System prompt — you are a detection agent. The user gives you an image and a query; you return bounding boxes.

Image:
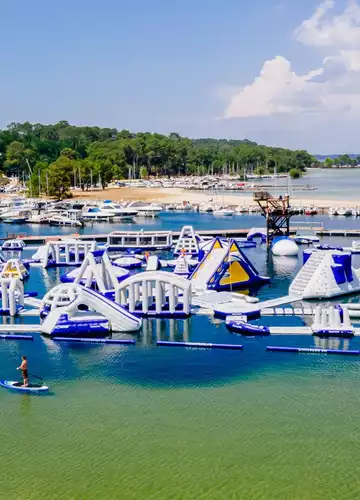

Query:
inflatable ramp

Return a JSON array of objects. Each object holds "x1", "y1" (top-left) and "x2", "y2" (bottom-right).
[
  {"x1": 41, "y1": 286, "x2": 141, "y2": 336},
  {"x1": 289, "y1": 249, "x2": 360, "y2": 299},
  {"x1": 190, "y1": 238, "x2": 269, "y2": 292}
]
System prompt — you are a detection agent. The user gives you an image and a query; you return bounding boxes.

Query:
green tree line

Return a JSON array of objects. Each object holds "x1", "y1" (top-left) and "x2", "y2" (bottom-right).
[
  {"x1": 0, "y1": 121, "x2": 316, "y2": 199},
  {"x1": 323, "y1": 155, "x2": 360, "y2": 167}
]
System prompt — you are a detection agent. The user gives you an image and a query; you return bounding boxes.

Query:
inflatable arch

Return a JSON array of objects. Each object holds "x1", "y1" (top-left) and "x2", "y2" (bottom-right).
[
  {"x1": 40, "y1": 283, "x2": 83, "y2": 319},
  {"x1": 115, "y1": 271, "x2": 192, "y2": 317},
  {"x1": 247, "y1": 228, "x2": 267, "y2": 243},
  {"x1": 38, "y1": 240, "x2": 97, "y2": 268}
]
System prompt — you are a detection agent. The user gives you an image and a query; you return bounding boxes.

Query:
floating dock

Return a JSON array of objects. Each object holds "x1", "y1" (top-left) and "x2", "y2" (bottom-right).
[
  {"x1": 261, "y1": 307, "x2": 316, "y2": 316},
  {"x1": 0, "y1": 227, "x2": 316, "y2": 245},
  {"x1": 0, "y1": 334, "x2": 33, "y2": 341},
  {"x1": 52, "y1": 337, "x2": 136, "y2": 345},
  {"x1": 0, "y1": 324, "x2": 40, "y2": 333},
  {"x1": 157, "y1": 341, "x2": 244, "y2": 350},
  {"x1": 267, "y1": 346, "x2": 360, "y2": 355},
  {"x1": 4, "y1": 226, "x2": 360, "y2": 246}
]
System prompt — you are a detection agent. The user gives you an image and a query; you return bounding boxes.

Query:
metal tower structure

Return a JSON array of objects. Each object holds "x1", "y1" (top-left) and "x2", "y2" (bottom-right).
[{"x1": 253, "y1": 191, "x2": 296, "y2": 244}]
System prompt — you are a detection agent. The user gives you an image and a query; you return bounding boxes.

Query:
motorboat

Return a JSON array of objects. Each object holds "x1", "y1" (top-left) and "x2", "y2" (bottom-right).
[
  {"x1": 304, "y1": 206, "x2": 317, "y2": 216},
  {"x1": 235, "y1": 206, "x2": 249, "y2": 214},
  {"x1": 1, "y1": 209, "x2": 32, "y2": 223},
  {"x1": 126, "y1": 201, "x2": 163, "y2": 217},
  {"x1": 199, "y1": 204, "x2": 213, "y2": 213},
  {"x1": 48, "y1": 213, "x2": 83, "y2": 227},
  {"x1": 26, "y1": 211, "x2": 58, "y2": 224},
  {"x1": 100, "y1": 202, "x2": 138, "y2": 220},
  {"x1": 213, "y1": 206, "x2": 234, "y2": 216},
  {"x1": 81, "y1": 206, "x2": 116, "y2": 221},
  {"x1": 336, "y1": 207, "x2": 352, "y2": 217}
]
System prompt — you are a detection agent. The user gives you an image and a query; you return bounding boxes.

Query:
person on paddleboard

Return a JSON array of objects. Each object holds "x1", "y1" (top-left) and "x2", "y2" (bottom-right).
[{"x1": 17, "y1": 356, "x2": 28, "y2": 387}]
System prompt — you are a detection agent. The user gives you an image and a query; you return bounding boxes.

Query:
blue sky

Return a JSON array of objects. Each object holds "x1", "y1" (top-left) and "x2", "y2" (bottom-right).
[{"x1": 0, "y1": 0, "x2": 358, "y2": 153}]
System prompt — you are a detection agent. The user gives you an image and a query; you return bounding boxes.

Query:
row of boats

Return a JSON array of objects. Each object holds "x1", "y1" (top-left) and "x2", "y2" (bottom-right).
[
  {"x1": 0, "y1": 199, "x2": 164, "y2": 227},
  {"x1": 121, "y1": 173, "x2": 316, "y2": 192},
  {"x1": 0, "y1": 195, "x2": 358, "y2": 228},
  {"x1": 328, "y1": 207, "x2": 360, "y2": 217}
]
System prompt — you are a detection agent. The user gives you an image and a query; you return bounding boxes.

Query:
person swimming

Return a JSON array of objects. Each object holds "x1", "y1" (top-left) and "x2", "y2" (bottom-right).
[{"x1": 17, "y1": 356, "x2": 28, "y2": 387}]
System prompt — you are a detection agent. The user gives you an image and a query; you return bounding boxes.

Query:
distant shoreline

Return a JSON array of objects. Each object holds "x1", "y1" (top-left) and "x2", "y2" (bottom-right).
[{"x1": 69, "y1": 186, "x2": 359, "y2": 210}]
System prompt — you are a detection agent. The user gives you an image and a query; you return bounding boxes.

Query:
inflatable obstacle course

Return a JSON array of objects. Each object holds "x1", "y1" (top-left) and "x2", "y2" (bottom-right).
[{"x1": 190, "y1": 238, "x2": 269, "y2": 292}]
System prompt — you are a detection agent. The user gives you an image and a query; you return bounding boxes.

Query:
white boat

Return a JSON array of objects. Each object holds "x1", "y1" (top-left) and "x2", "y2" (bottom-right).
[
  {"x1": 81, "y1": 207, "x2": 116, "y2": 221},
  {"x1": 213, "y1": 206, "x2": 234, "y2": 216},
  {"x1": 199, "y1": 204, "x2": 213, "y2": 213},
  {"x1": 0, "y1": 209, "x2": 32, "y2": 223},
  {"x1": 337, "y1": 207, "x2": 352, "y2": 217},
  {"x1": 26, "y1": 213, "x2": 48, "y2": 224},
  {"x1": 126, "y1": 201, "x2": 163, "y2": 217},
  {"x1": 100, "y1": 202, "x2": 138, "y2": 219},
  {"x1": 235, "y1": 206, "x2": 248, "y2": 214},
  {"x1": 48, "y1": 213, "x2": 83, "y2": 227},
  {"x1": 304, "y1": 206, "x2": 317, "y2": 216}
]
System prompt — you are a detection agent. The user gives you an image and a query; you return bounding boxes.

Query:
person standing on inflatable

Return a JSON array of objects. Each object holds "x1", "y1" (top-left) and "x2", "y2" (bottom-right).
[{"x1": 17, "y1": 356, "x2": 29, "y2": 387}]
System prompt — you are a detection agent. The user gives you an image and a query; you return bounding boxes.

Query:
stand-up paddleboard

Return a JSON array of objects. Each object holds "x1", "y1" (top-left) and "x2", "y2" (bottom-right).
[{"x1": 0, "y1": 380, "x2": 49, "y2": 393}]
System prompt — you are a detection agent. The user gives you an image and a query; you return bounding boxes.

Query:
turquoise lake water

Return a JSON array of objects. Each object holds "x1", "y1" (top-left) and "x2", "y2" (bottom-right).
[{"x1": 1, "y1": 214, "x2": 360, "y2": 499}]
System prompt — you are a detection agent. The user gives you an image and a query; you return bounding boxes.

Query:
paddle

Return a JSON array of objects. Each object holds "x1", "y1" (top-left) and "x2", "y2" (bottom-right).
[{"x1": 28, "y1": 373, "x2": 44, "y2": 382}]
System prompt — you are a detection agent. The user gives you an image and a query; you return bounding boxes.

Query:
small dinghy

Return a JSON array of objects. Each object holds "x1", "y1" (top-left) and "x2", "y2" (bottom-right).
[{"x1": 0, "y1": 380, "x2": 49, "y2": 393}]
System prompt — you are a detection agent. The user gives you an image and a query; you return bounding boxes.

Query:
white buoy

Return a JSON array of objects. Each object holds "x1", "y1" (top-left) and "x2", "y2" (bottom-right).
[{"x1": 272, "y1": 238, "x2": 299, "y2": 257}]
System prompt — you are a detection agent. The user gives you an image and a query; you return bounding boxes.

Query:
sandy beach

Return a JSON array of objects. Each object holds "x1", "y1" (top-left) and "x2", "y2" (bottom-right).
[{"x1": 70, "y1": 186, "x2": 356, "y2": 209}]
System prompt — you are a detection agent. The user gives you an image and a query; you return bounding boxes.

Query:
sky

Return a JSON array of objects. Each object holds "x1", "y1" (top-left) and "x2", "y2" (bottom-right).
[{"x1": 1, "y1": 0, "x2": 359, "y2": 153}]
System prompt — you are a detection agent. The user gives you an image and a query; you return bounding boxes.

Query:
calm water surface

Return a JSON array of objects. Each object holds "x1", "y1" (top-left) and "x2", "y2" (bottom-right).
[
  {"x1": 1, "y1": 215, "x2": 360, "y2": 499},
  {"x1": 247, "y1": 168, "x2": 360, "y2": 202}
]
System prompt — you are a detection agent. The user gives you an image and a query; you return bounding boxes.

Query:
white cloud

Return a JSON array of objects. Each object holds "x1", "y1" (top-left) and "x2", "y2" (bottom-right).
[
  {"x1": 295, "y1": 0, "x2": 360, "y2": 48},
  {"x1": 224, "y1": 56, "x2": 323, "y2": 118},
  {"x1": 224, "y1": 0, "x2": 360, "y2": 119}
]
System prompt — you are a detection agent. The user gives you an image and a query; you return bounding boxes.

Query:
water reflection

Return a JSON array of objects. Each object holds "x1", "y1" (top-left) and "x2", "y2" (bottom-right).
[
  {"x1": 140, "y1": 318, "x2": 191, "y2": 345},
  {"x1": 19, "y1": 394, "x2": 32, "y2": 416},
  {"x1": 313, "y1": 336, "x2": 350, "y2": 351},
  {"x1": 271, "y1": 255, "x2": 299, "y2": 277}
]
